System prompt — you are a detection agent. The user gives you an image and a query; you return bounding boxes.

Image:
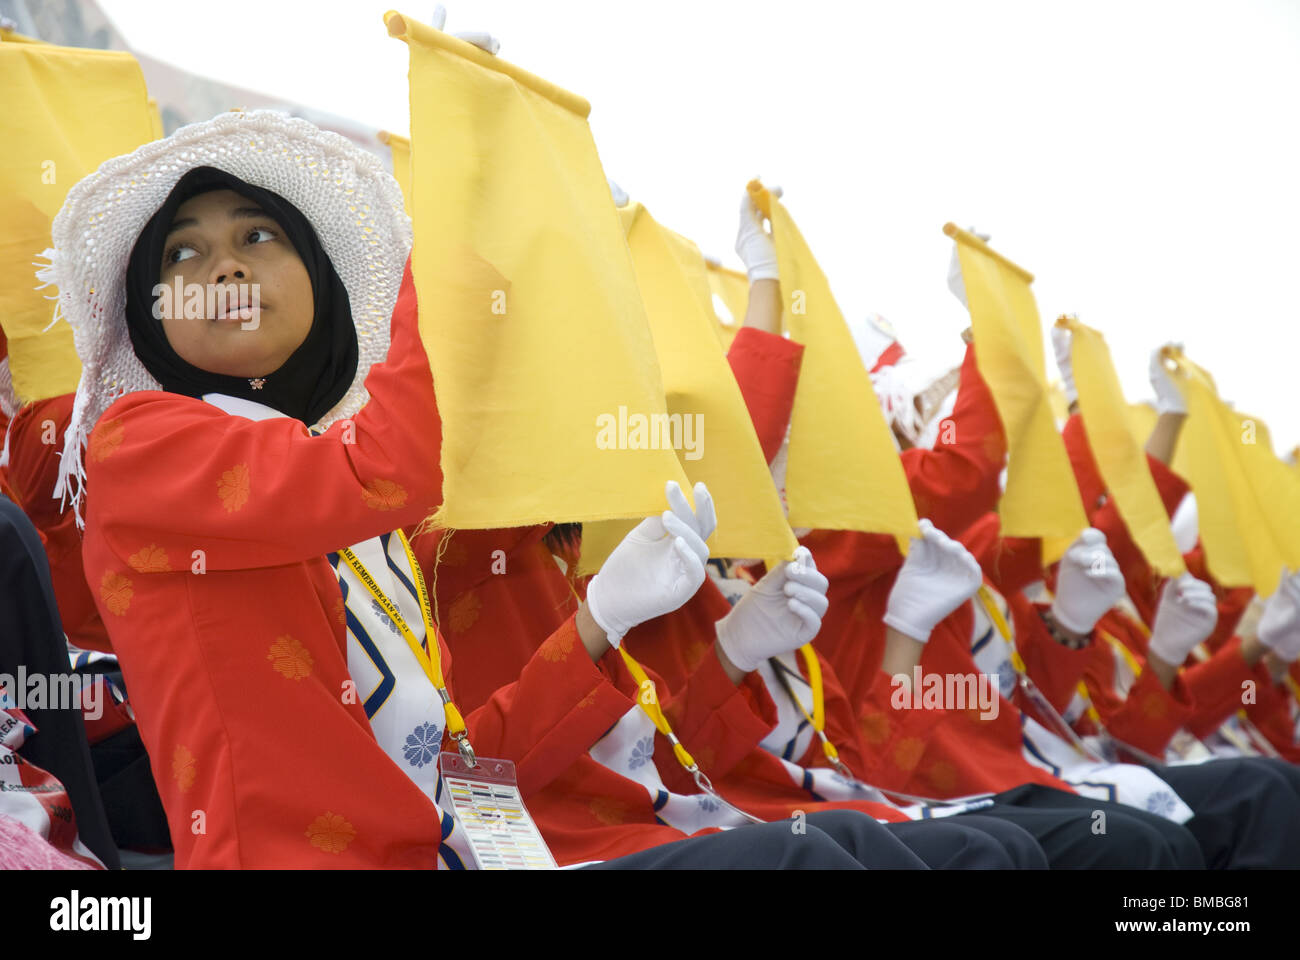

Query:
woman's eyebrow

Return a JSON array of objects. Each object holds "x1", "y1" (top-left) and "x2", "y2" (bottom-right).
[{"x1": 165, "y1": 206, "x2": 271, "y2": 237}]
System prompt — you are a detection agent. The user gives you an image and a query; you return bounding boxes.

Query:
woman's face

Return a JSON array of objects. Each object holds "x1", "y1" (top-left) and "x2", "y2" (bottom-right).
[{"x1": 157, "y1": 189, "x2": 314, "y2": 378}]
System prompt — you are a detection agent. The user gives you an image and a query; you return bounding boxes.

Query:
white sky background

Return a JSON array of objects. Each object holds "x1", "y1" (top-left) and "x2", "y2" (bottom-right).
[{"x1": 98, "y1": 0, "x2": 1300, "y2": 453}]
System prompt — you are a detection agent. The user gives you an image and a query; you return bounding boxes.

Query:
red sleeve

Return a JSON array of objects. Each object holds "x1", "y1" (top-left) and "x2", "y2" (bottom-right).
[
  {"x1": 85, "y1": 259, "x2": 443, "y2": 571},
  {"x1": 1183, "y1": 637, "x2": 1271, "y2": 739},
  {"x1": 1010, "y1": 595, "x2": 1095, "y2": 715},
  {"x1": 959, "y1": 512, "x2": 1043, "y2": 596},
  {"x1": 462, "y1": 615, "x2": 634, "y2": 796},
  {"x1": 901, "y1": 342, "x2": 1007, "y2": 538},
  {"x1": 656, "y1": 649, "x2": 779, "y2": 790},
  {"x1": 1243, "y1": 675, "x2": 1300, "y2": 760},
  {"x1": 792, "y1": 650, "x2": 872, "y2": 776},
  {"x1": 725, "y1": 327, "x2": 804, "y2": 464}
]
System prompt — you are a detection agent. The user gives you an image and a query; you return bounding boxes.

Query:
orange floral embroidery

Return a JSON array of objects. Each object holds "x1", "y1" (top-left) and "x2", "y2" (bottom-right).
[
  {"x1": 859, "y1": 710, "x2": 890, "y2": 746},
  {"x1": 576, "y1": 691, "x2": 598, "y2": 710},
  {"x1": 1141, "y1": 693, "x2": 1168, "y2": 720},
  {"x1": 127, "y1": 544, "x2": 171, "y2": 573},
  {"x1": 539, "y1": 628, "x2": 577, "y2": 662},
  {"x1": 439, "y1": 539, "x2": 469, "y2": 568},
  {"x1": 683, "y1": 639, "x2": 711, "y2": 673},
  {"x1": 332, "y1": 596, "x2": 346, "y2": 626},
  {"x1": 692, "y1": 745, "x2": 717, "y2": 772},
  {"x1": 267, "y1": 635, "x2": 314, "y2": 680},
  {"x1": 589, "y1": 797, "x2": 626, "y2": 826},
  {"x1": 360, "y1": 478, "x2": 407, "y2": 511},
  {"x1": 217, "y1": 464, "x2": 250, "y2": 513},
  {"x1": 892, "y1": 736, "x2": 925, "y2": 772},
  {"x1": 306, "y1": 812, "x2": 356, "y2": 853},
  {"x1": 100, "y1": 570, "x2": 133, "y2": 616},
  {"x1": 89, "y1": 418, "x2": 125, "y2": 463},
  {"x1": 173, "y1": 745, "x2": 197, "y2": 793},
  {"x1": 925, "y1": 760, "x2": 957, "y2": 793},
  {"x1": 981, "y1": 432, "x2": 1004, "y2": 466},
  {"x1": 447, "y1": 591, "x2": 482, "y2": 634}
]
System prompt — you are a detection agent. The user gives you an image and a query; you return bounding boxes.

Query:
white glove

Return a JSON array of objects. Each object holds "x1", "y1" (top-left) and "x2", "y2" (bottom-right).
[
  {"x1": 946, "y1": 227, "x2": 990, "y2": 310},
  {"x1": 1051, "y1": 325, "x2": 1078, "y2": 406},
  {"x1": 884, "y1": 519, "x2": 984, "y2": 642},
  {"x1": 1258, "y1": 570, "x2": 1300, "y2": 662},
  {"x1": 1049, "y1": 528, "x2": 1125, "y2": 634},
  {"x1": 1147, "y1": 573, "x2": 1219, "y2": 667},
  {"x1": 431, "y1": 4, "x2": 502, "y2": 54},
  {"x1": 1149, "y1": 344, "x2": 1187, "y2": 415},
  {"x1": 585, "y1": 481, "x2": 717, "y2": 648},
  {"x1": 715, "y1": 546, "x2": 829, "y2": 673},
  {"x1": 735, "y1": 186, "x2": 781, "y2": 283}
]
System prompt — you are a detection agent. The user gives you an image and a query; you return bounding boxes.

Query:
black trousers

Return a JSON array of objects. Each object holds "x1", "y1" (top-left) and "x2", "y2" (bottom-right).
[
  {"x1": 1152, "y1": 757, "x2": 1300, "y2": 868},
  {"x1": 967, "y1": 783, "x2": 1205, "y2": 868},
  {"x1": 0, "y1": 496, "x2": 119, "y2": 869},
  {"x1": 585, "y1": 809, "x2": 1046, "y2": 869}
]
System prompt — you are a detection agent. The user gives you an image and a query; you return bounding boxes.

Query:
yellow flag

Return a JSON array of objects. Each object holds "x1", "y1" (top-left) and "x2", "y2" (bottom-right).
[
  {"x1": 147, "y1": 97, "x2": 164, "y2": 140},
  {"x1": 1166, "y1": 349, "x2": 1297, "y2": 594},
  {"x1": 1058, "y1": 316, "x2": 1185, "y2": 577},
  {"x1": 751, "y1": 181, "x2": 918, "y2": 544},
  {"x1": 1126, "y1": 402, "x2": 1158, "y2": 451},
  {"x1": 947, "y1": 224, "x2": 1087, "y2": 544},
  {"x1": 378, "y1": 130, "x2": 412, "y2": 216},
  {"x1": 0, "y1": 41, "x2": 154, "y2": 404},
  {"x1": 705, "y1": 260, "x2": 749, "y2": 349},
  {"x1": 387, "y1": 12, "x2": 690, "y2": 529},
  {"x1": 580, "y1": 202, "x2": 798, "y2": 573}
]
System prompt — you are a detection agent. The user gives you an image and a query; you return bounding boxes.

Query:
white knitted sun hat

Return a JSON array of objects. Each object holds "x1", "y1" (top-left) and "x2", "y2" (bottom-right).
[{"x1": 33, "y1": 109, "x2": 412, "y2": 526}]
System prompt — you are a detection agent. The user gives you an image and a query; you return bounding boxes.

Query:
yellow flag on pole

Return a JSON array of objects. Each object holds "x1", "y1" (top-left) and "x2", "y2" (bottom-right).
[
  {"x1": 579, "y1": 201, "x2": 798, "y2": 573},
  {"x1": 946, "y1": 224, "x2": 1087, "y2": 545},
  {"x1": 1166, "y1": 349, "x2": 1298, "y2": 595},
  {"x1": 387, "y1": 11, "x2": 690, "y2": 530},
  {"x1": 1057, "y1": 316, "x2": 1185, "y2": 577},
  {"x1": 0, "y1": 41, "x2": 154, "y2": 404},
  {"x1": 752, "y1": 181, "x2": 918, "y2": 544},
  {"x1": 377, "y1": 130, "x2": 412, "y2": 216}
]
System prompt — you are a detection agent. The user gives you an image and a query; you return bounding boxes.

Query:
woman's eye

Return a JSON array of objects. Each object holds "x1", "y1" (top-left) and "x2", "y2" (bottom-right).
[
  {"x1": 247, "y1": 226, "x2": 277, "y2": 244},
  {"x1": 164, "y1": 244, "x2": 197, "y2": 265}
]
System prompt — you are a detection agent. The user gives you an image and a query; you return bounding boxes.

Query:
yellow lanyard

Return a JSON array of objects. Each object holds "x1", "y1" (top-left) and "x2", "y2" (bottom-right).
[
  {"x1": 558, "y1": 569, "x2": 761, "y2": 820},
  {"x1": 771, "y1": 646, "x2": 853, "y2": 776},
  {"x1": 976, "y1": 587, "x2": 1103, "y2": 761},
  {"x1": 337, "y1": 529, "x2": 476, "y2": 766}
]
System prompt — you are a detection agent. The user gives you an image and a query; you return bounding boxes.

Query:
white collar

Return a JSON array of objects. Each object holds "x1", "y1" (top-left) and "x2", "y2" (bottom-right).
[{"x1": 201, "y1": 393, "x2": 289, "y2": 422}]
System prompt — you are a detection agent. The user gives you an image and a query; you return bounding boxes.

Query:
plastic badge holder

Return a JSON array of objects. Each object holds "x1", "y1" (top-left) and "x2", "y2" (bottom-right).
[{"x1": 439, "y1": 752, "x2": 557, "y2": 870}]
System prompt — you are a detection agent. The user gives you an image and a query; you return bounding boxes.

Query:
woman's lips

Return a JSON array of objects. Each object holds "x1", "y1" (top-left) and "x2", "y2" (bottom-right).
[{"x1": 211, "y1": 302, "x2": 263, "y2": 322}]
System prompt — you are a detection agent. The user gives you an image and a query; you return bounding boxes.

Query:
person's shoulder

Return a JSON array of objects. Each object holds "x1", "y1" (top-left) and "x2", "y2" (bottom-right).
[{"x1": 86, "y1": 391, "x2": 226, "y2": 467}]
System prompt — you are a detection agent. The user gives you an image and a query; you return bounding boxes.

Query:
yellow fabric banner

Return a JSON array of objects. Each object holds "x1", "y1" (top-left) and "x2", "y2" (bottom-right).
[
  {"x1": 147, "y1": 97, "x2": 164, "y2": 141},
  {"x1": 751, "y1": 181, "x2": 918, "y2": 544},
  {"x1": 388, "y1": 12, "x2": 691, "y2": 529},
  {"x1": 947, "y1": 224, "x2": 1087, "y2": 543},
  {"x1": 378, "y1": 130, "x2": 412, "y2": 216},
  {"x1": 1058, "y1": 316, "x2": 1185, "y2": 577},
  {"x1": 0, "y1": 41, "x2": 154, "y2": 404},
  {"x1": 705, "y1": 260, "x2": 748, "y2": 349},
  {"x1": 580, "y1": 202, "x2": 798, "y2": 573},
  {"x1": 1166, "y1": 349, "x2": 1298, "y2": 595},
  {"x1": 1127, "y1": 402, "x2": 1158, "y2": 450}
]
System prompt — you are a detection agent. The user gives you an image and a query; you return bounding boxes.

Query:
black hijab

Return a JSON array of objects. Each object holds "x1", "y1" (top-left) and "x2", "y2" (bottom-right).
[{"x1": 124, "y1": 167, "x2": 358, "y2": 425}]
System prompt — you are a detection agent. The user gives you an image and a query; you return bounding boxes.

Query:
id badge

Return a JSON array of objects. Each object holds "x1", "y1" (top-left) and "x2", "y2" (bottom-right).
[{"x1": 439, "y1": 752, "x2": 557, "y2": 870}]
